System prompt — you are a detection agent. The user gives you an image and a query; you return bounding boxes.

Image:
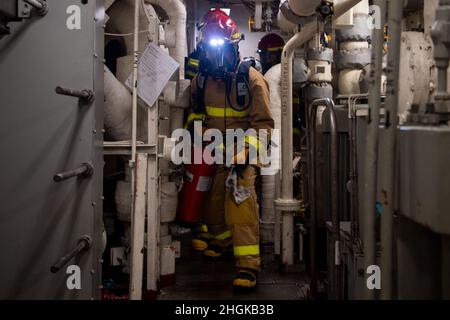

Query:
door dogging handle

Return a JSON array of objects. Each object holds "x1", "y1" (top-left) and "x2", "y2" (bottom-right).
[
  {"x1": 55, "y1": 86, "x2": 94, "y2": 103},
  {"x1": 50, "y1": 235, "x2": 92, "y2": 273},
  {"x1": 53, "y1": 162, "x2": 94, "y2": 182}
]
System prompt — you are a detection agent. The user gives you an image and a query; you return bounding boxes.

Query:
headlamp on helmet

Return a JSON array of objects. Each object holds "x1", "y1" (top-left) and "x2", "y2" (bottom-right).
[{"x1": 208, "y1": 37, "x2": 225, "y2": 47}]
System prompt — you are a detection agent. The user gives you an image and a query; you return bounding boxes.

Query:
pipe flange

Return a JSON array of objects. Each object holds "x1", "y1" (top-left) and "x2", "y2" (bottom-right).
[
  {"x1": 306, "y1": 47, "x2": 334, "y2": 63},
  {"x1": 274, "y1": 198, "x2": 303, "y2": 212},
  {"x1": 279, "y1": 1, "x2": 317, "y2": 26}
]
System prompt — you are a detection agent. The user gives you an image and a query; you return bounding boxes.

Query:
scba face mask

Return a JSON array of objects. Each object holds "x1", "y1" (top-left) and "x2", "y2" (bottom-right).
[{"x1": 203, "y1": 41, "x2": 239, "y2": 80}]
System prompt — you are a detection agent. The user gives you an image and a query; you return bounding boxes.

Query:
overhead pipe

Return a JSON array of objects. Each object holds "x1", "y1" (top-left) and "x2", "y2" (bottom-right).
[
  {"x1": 288, "y1": 0, "x2": 322, "y2": 16},
  {"x1": 380, "y1": 0, "x2": 403, "y2": 300},
  {"x1": 278, "y1": 5, "x2": 297, "y2": 33},
  {"x1": 278, "y1": 0, "x2": 363, "y2": 267}
]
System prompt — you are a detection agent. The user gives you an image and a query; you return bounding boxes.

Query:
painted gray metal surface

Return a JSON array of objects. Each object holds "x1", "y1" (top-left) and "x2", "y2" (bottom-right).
[
  {"x1": 327, "y1": 222, "x2": 368, "y2": 300},
  {"x1": 397, "y1": 216, "x2": 442, "y2": 299},
  {"x1": 0, "y1": 0, "x2": 104, "y2": 299},
  {"x1": 398, "y1": 126, "x2": 450, "y2": 236}
]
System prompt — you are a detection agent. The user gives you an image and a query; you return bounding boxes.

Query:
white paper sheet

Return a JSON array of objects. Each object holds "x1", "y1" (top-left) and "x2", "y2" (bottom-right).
[{"x1": 126, "y1": 43, "x2": 179, "y2": 108}]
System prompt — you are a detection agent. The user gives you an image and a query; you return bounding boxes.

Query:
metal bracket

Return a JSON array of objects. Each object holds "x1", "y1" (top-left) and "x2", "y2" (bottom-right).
[
  {"x1": 18, "y1": 0, "x2": 32, "y2": 18},
  {"x1": 0, "y1": 0, "x2": 47, "y2": 37}
]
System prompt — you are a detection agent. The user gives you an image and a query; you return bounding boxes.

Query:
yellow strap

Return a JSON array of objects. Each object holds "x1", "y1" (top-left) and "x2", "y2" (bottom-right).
[
  {"x1": 293, "y1": 128, "x2": 301, "y2": 136},
  {"x1": 206, "y1": 106, "x2": 249, "y2": 118},
  {"x1": 184, "y1": 112, "x2": 205, "y2": 129},
  {"x1": 231, "y1": 32, "x2": 241, "y2": 41},
  {"x1": 188, "y1": 58, "x2": 199, "y2": 67},
  {"x1": 186, "y1": 70, "x2": 197, "y2": 78},
  {"x1": 293, "y1": 97, "x2": 301, "y2": 104},
  {"x1": 234, "y1": 244, "x2": 260, "y2": 256},
  {"x1": 245, "y1": 135, "x2": 266, "y2": 153},
  {"x1": 267, "y1": 46, "x2": 284, "y2": 52},
  {"x1": 213, "y1": 230, "x2": 231, "y2": 240}
]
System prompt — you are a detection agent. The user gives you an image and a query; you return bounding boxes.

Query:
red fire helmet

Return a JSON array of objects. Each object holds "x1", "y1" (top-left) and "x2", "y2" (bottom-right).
[{"x1": 198, "y1": 9, "x2": 241, "y2": 45}]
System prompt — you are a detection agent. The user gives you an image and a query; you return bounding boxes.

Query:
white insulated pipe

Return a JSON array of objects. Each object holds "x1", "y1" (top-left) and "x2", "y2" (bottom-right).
[
  {"x1": 288, "y1": 0, "x2": 322, "y2": 17},
  {"x1": 261, "y1": 65, "x2": 282, "y2": 245},
  {"x1": 335, "y1": 0, "x2": 363, "y2": 17},
  {"x1": 339, "y1": 69, "x2": 364, "y2": 94},
  {"x1": 104, "y1": 66, "x2": 132, "y2": 140},
  {"x1": 352, "y1": 0, "x2": 370, "y2": 14},
  {"x1": 146, "y1": 0, "x2": 187, "y2": 79},
  {"x1": 263, "y1": 61, "x2": 308, "y2": 246},
  {"x1": 107, "y1": 0, "x2": 157, "y2": 54},
  {"x1": 278, "y1": 0, "x2": 297, "y2": 33},
  {"x1": 280, "y1": 23, "x2": 317, "y2": 265},
  {"x1": 337, "y1": 0, "x2": 370, "y2": 95},
  {"x1": 279, "y1": 0, "x2": 363, "y2": 266},
  {"x1": 108, "y1": 0, "x2": 187, "y2": 78}
]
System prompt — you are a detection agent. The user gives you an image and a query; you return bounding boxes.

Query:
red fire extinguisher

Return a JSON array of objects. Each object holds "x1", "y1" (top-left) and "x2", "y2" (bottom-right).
[{"x1": 176, "y1": 147, "x2": 216, "y2": 227}]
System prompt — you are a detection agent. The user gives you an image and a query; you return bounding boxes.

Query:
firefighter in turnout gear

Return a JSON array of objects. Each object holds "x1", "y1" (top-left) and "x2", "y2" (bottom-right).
[
  {"x1": 185, "y1": 9, "x2": 274, "y2": 290},
  {"x1": 257, "y1": 33, "x2": 285, "y2": 75}
]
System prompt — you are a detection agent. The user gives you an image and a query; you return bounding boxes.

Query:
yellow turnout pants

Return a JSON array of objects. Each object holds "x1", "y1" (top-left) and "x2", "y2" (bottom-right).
[{"x1": 202, "y1": 165, "x2": 260, "y2": 271}]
